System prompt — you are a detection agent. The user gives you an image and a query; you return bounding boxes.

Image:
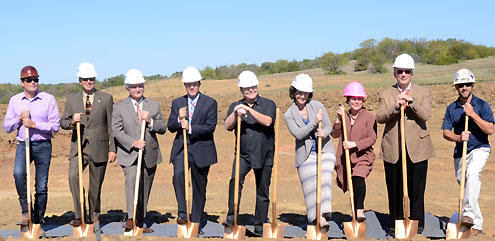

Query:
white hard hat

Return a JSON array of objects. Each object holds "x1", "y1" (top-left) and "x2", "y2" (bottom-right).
[
  {"x1": 125, "y1": 69, "x2": 145, "y2": 85},
  {"x1": 182, "y1": 66, "x2": 202, "y2": 83},
  {"x1": 453, "y1": 69, "x2": 476, "y2": 85},
  {"x1": 77, "y1": 62, "x2": 97, "y2": 78},
  {"x1": 237, "y1": 70, "x2": 259, "y2": 88},
  {"x1": 291, "y1": 73, "x2": 313, "y2": 92},
  {"x1": 393, "y1": 54, "x2": 415, "y2": 69}
]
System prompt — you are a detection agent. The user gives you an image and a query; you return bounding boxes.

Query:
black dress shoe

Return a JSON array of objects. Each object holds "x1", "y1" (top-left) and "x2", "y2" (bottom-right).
[
  {"x1": 387, "y1": 227, "x2": 395, "y2": 237},
  {"x1": 70, "y1": 218, "x2": 82, "y2": 227},
  {"x1": 356, "y1": 216, "x2": 366, "y2": 222},
  {"x1": 252, "y1": 225, "x2": 263, "y2": 236},
  {"x1": 417, "y1": 226, "x2": 424, "y2": 234},
  {"x1": 222, "y1": 219, "x2": 234, "y2": 228},
  {"x1": 177, "y1": 217, "x2": 187, "y2": 225}
]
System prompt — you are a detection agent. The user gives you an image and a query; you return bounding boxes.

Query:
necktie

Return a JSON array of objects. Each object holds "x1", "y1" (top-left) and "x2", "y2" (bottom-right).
[
  {"x1": 189, "y1": 100, "x2": 196, "y2": 120},
  {"x1": 85, "y1": 96, "x2": 91, "y2": 120},
  {"x1": 135, "y1": 102, "x2": 142, "y2": 121}
]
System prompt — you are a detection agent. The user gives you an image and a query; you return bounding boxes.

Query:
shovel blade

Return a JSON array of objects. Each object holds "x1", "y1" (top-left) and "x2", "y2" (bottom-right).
[
  {"x1": 224, "y1": 225, "x2": 246, "y2": 240},
  {"x1": 73, "y1": 224, "x2": 94, "y2": 237},
  {"x1": 263, "y1": 223, "x2": 285, "y2": 239},
  {"x1": 177, "y1": 222, "x2": 200, "y2": 238},
  {"x1": 395, "y1": 219, "x2": 418, "y2": 239},
  {"x1": 124, "y1": 226, "x2": 143, "y2": 236},
  {"x1": 20, "y1": 224, "x2": 42, "y2": 239},
  {"x1": 343, "y1": 220, "x2": 366, "y2": 239},
  {"x1": 446, "y1": 223, "x2": 474, "y2": 240},
  {"x1": 306, "y1": 225, "x2": 329, "y2": 240}
]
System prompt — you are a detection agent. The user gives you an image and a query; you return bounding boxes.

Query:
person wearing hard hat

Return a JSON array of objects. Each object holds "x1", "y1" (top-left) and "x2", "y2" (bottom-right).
[
  {"x1": 167, "y1": 67, "x2": 218, "y2": 232},
  {"x1": 284, "y1": 73, "x2": 336, "y2": 230},
  {"x1": 112, "y1": 69, "x2": 167, "y2": 233},
  {"x1": 441, "y1": 69, "x2": 494, "y2": 234},
  {"x1": 376, "y1": 54, "x2": 435, "y2": 235},
  {"x1": 331, "y1": 81, "x2": 377, "y2": 222},
  {"x1": 60, "y1": 63, "x2": 116, "y2": 227},
  {"x1": 222, "y1": 70, "x2": 277, "y2": 236},
  {"x1": 4, "y1": 66, "x2": 60, "y2": 227}
]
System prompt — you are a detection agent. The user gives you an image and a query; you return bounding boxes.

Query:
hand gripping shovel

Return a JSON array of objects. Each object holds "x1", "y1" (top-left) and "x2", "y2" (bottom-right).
[
  {"x1": 124, "y1": 120, "x2": 146, "y2": 236},
  {"x1": 263, "y1": 108, "x2": 285, "y2": 239},
  {"x1": 306, "y1": 109, "x2": 329, "y2": 240},
  {"x1": 177, "y1": 122, "x2": 199, "y2": 238},
  {"x1": 395, "y1": 106, "x2": 418, "y2": 239},
  {"x1": 224, "y1": 115, "x2": 246, "y2": 240},
  {"x1": 73, "y1": 122, "x2": 94, "y2": 237},
  {"x1": 342, "y1": 111, "x2": 366, "y2": 239},
  {"x1": 20, "y1": 127, "x2": 42, "y2": 239},
  {"x1": 446, "y1": 116, "x2": 474, "y2": 239}
]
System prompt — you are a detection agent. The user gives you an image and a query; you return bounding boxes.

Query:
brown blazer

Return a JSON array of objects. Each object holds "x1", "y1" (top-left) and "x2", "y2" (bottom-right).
[
  {"x1": 331, "y1": 108, "x2": 377, "y2": 192},
  {"x1": 376, "y1": 83, "x2": 435, "y2": 164}
]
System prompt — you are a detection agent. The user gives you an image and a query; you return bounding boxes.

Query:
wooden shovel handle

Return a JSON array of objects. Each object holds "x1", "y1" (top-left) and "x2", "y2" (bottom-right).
[
  {"x1": 183, "y1": 119, "x2": 191, "y2": 224},
  {"x1": 234, "y1": 115, "x2": 241, "y2": 226},
  {"x1": 271, "y1": 108, "x2": 280, "y2": 223},
  {"x1": 400, "y1": 105, "x2": 410, "y2": 219},
  {"x1": 316, "y1": 109, "x2": 323, "y2": 228},
  {"x1": 458, "y1": 115, "x2": 469, "y2": 224},
  {"x1": 342, "y1": 109, "x2": 357, "y2": 221},
  {"x1": 25, "y1": 127, "x2": 32, "y2": 228},
  {"x1": 76, "y1": 122, "x2": 87, "y2": 225},
  {"x1": 132, "y1": 120, "x2": 147, "y2": 227}
]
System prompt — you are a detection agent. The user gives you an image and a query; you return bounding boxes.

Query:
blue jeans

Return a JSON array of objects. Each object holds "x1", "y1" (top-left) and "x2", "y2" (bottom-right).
[{"x1": 13, "y1": 140, "x2": 52, "y2": 223}]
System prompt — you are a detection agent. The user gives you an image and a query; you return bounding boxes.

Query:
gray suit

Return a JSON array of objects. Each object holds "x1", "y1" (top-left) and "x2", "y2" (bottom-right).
[
  {"x1": 112, "y1": 96, "x2": 166, "y2": 226},
  {"x1": 60, "y1": 90, "x2": 115, "y2": 220}
]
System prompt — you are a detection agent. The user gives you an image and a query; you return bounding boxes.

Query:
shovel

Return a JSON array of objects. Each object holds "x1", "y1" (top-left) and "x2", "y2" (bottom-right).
[
  {"x1": 73, "y1": 122, "x2": 94, "y2": 237},
  {"x1": 19, "y1": 127, "x2": 42, "y2": 239},
  {"x1": 124, "y1": 120, "x2": 146, "y2": 236},
  {"x1": 395, "y1": 106, "x2": 418, "y2": 239},
  {"x1": 446, "y1": 115, "x2": 473, "y2": 239},
  {"x1": 177, "y1": 122, "x2": 199, "y2": 238},
  {"x1": 224, "y1": 115, "x2": 246, "y2": 240},
  {"x1": 306, "y1": 109, "x2": 329, "y2": 240},
  {"x1": 263, "y1": 108, "x2": 285, "y2": 239},
  {"x1": 341, "y1": 109, "x2": 366, "y2": 239}
]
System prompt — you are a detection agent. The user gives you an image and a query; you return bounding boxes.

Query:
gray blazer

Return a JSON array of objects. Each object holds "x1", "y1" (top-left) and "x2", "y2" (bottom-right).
[
  {"x1": 112, "y1": 97, "x2": 167, "y2": 167},
  {"x1": 284, "y1": 100, "x2": 335, "y2": 168},
  {"x1": 60, "y1": 90, "x2": 115, "y2": 162}
]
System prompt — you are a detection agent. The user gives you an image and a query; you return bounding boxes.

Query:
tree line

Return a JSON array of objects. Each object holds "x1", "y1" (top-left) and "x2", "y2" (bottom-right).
[{"x1": 1, "y1": 38, "x2": 494, "y2": 104}]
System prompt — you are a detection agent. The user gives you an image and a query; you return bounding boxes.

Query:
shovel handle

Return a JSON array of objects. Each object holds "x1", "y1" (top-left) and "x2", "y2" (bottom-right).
[
  {"x1": 234, "y1": 115, "x2": 241, "y2": 226},
  {"x1": 182, "y1": 120, "x2": 191, "y2": 224},
  {"x1": 342, "y1": 109, "x2": 357, "y2": 221},
  {"x1": 25, "y1": 127, "x2": 32, "y2": 228},
  {"x1": 316, "y1": 109, "x2": 323, "y2": 227},
  {"x1": 76, "y1": 122, "x2": 87, "y2": 225},
  {"x1": 458, "y1": 115, "x2": 469, "y2": 224},
  {"x1": 400, "y1": 105, "x2": 410, "y2": 219},
  {"x1": 271, "y1": 108, "x2": 280, "y2": 223},
  {"x1": 132, "y1": 120, "x2": 147, "y2": 227}
]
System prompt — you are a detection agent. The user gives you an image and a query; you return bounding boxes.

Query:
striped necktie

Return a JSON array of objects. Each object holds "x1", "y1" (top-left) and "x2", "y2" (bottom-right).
[
  {"x1": 85, "y1": 96, "x2": 92, "y2": 120},
  {"x1": 189, "y1": 99, "x2": 196, "y2": 120}
]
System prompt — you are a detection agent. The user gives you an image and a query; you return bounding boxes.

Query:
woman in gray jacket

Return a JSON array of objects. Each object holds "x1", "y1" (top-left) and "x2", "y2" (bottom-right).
[{"x1": 284, "y1": 73, "x2": 336, "y2": 228}]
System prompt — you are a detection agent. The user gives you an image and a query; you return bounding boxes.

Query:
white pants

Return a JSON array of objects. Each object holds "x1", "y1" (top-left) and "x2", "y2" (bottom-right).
[{"x1": 454, "y1": 147, "x2": 490, "y2": 230}]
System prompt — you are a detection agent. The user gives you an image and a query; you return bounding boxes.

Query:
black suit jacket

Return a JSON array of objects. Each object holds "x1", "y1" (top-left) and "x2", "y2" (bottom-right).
[{"x1": 167, "y1": 93, "x2": 218, "y2": 168}]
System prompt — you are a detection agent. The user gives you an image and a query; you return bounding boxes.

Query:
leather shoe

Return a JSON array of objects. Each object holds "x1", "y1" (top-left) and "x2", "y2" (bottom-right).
[
  {"x1": 143, "y1": 227, "x2": 154, "y2": 233},
  {"x1": 177, "y1": 217, "x2": 187, "y2": 225},
  {"x1": 122, "y1": 219, "x2": 134, "y2": 229},
  {"x1": 222, "y1": 217, "x2": 234, "y2": 228},
  {"x1": 356, "y1": 216, "x2": 366, "y2": 222},
  {"x1": 16, "y1": 213, "x2": 29, "y2": 226},
  {"x1": 70, "y1": 218, "x2": 82, "y2": 227},
  {"x1": 461, "y1": 216, "x2": 474, "y2": 226}
]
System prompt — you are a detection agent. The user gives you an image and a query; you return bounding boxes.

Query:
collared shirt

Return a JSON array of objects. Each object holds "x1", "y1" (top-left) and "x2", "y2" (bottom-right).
[
  {"x1": 441, "y1": 94, "x2": 494, "y2": 158},
  {"x1": 82, "y1": 90, "x2": 95, "y2": 105},
  {"x1": 4, "y1": 91, "x2": 60, "y2": 142},
  {"x1": 130, "y1": 96, "x2": 154, "y2": 128},
  {"x1": 225, "y1": 95, "x2": 277, "y2": 168},
  {"x1": 188, "y1": 93, "x2": 200, "y2": 120},
  {"x1": 397, "y1": 82, "x2": 411, "y2": 93}
]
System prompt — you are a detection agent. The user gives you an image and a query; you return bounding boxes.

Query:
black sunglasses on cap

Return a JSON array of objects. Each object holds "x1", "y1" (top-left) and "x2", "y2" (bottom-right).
[
  {"x1": 456, "y1": 83, "x2": 473, "y2": 88},
  {"x1": 396, "y1": 69, "x2": 412, "y2": 75},
  {"x1": 22, "y1": 78, "x2": 39, "y2": 83}
]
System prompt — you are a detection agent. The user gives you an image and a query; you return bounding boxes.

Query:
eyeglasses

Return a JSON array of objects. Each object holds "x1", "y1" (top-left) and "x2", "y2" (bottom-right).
[
  {"x1": 456, "y1": 83, "x2": 473, "y2": 88},
  {"x1": 22, "y1": 78, "x2": 39, "y2": 83},
  {"x1": 128, "y1": 84, "x2": 144, "y2": 89},
  {"x1": 396, "y1": 69, "x2": 412, "y2": 75},
  {"x1": 80, "y1": 78, "x2": 95, "y2": 82}
]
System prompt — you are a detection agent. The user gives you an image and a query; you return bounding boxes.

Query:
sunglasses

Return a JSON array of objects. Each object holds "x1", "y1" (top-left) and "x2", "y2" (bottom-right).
[
  {"x1": 396, "y1": 69, "x2": 412, "y2": 75},
  {"x1": 80, "y1": 78, "x2": 95, "y2": 82},
  {"x1": 22, "y1": 78, "x2": 39, "y2": 83},
  {"x1": 456, "y1": 83, "x2": 473, "y2": 88}
]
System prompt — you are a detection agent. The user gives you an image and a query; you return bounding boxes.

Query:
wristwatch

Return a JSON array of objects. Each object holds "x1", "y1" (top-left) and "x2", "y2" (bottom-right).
[{"x1": 408, "y1": 97, "x2": 415, "y2": 105}]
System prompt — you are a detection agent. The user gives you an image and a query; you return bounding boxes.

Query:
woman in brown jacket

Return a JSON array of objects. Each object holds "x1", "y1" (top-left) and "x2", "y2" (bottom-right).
[{"x1": 331, "y1": 82, "x2": 377, "y2": 221}]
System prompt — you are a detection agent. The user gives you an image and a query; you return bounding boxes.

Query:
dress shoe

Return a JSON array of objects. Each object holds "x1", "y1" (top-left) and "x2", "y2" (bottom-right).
[
  {"x1": 143, "y1": 227, "x2": 154, "y2": 233},
  {"x1": 222, "y1": 216, "x2": 234, "y2": 228},
  {"x1": 251, "y1": 225, "x2": 263, "y2": 237},
  {"x1": 356, "y1": 216, "x2": 366, "y2": 222},
  {"x1": 16, "y1": 213, "x2": 29, "y2": 226},
  {"x1": 69, "y1": 218, "x2": 82, "y2": 227},
  {"x1": 177, "y1": 217, "x2": 187, "y2": 225},
  {"x1": 417, "y1": 226, "x2": 424, "y2": 234},
  {"x1": 122, "y1": 219, "x2": 134, "y2": 229},
  {"x1": 387, "y1": 227, "x2": 395, "y2": 237},
  {"x1": 461, "y1": 216, "x2": 474, "y2": 226}
]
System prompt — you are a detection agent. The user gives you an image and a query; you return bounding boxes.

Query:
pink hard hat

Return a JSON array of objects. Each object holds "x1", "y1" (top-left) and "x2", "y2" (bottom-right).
[{"x1": 343, "y1": 81, "x2": 367, "y2": 97}]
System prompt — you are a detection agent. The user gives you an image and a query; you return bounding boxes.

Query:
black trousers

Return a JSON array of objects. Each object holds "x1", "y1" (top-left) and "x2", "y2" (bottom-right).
[
  {"x1": 384, "y1": 154, "x2": 428, "y2": 229},
  {"x1": 227, "y1": 156, "x2": 272, "y2": 226},
  {"x1": 173, "y1": 150, "x2": 210, "y2": 222},
  {"x1": 352, "y1": 176, "x2": 366, "y2": 210}
]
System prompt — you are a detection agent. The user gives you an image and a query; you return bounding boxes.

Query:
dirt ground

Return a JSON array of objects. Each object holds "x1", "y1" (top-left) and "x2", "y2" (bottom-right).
[{"x1": 1, "y1": 64, "x2": 495, "y2": 240}]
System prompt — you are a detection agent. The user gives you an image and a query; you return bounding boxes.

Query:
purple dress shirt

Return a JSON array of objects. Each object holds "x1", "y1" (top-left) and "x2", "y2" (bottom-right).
[{"x1": 3, "y1": 91, "x2": 60, "y2": 141}]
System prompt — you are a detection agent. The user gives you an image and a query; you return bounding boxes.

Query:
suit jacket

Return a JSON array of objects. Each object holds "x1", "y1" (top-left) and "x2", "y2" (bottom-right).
[
  {"x1": 167, "y1": 93, "x2": 218, "y2": 168},
  {"x1": 112, "y1": 96, "x2": 167, "y2": 167},
  {"x1": 60, "y1": 90, "x2": 115, "y2": 162},
  {"x1": 376, "y1": 83, "x2": 435, "y2": 164},
  {"x1": 284, "y1": 100, "x2": 335, "y2": 168}
]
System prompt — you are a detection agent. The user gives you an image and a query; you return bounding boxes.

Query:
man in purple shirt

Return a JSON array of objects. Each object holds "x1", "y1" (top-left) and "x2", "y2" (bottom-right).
[{"x1": 3, "y1": 66, "x2": 60, "y2": 226}]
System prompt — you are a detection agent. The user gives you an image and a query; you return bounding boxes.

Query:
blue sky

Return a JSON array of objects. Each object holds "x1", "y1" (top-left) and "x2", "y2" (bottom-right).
[{"x1": 1, "y1": 0, "x2": 494, "y2": 84}]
